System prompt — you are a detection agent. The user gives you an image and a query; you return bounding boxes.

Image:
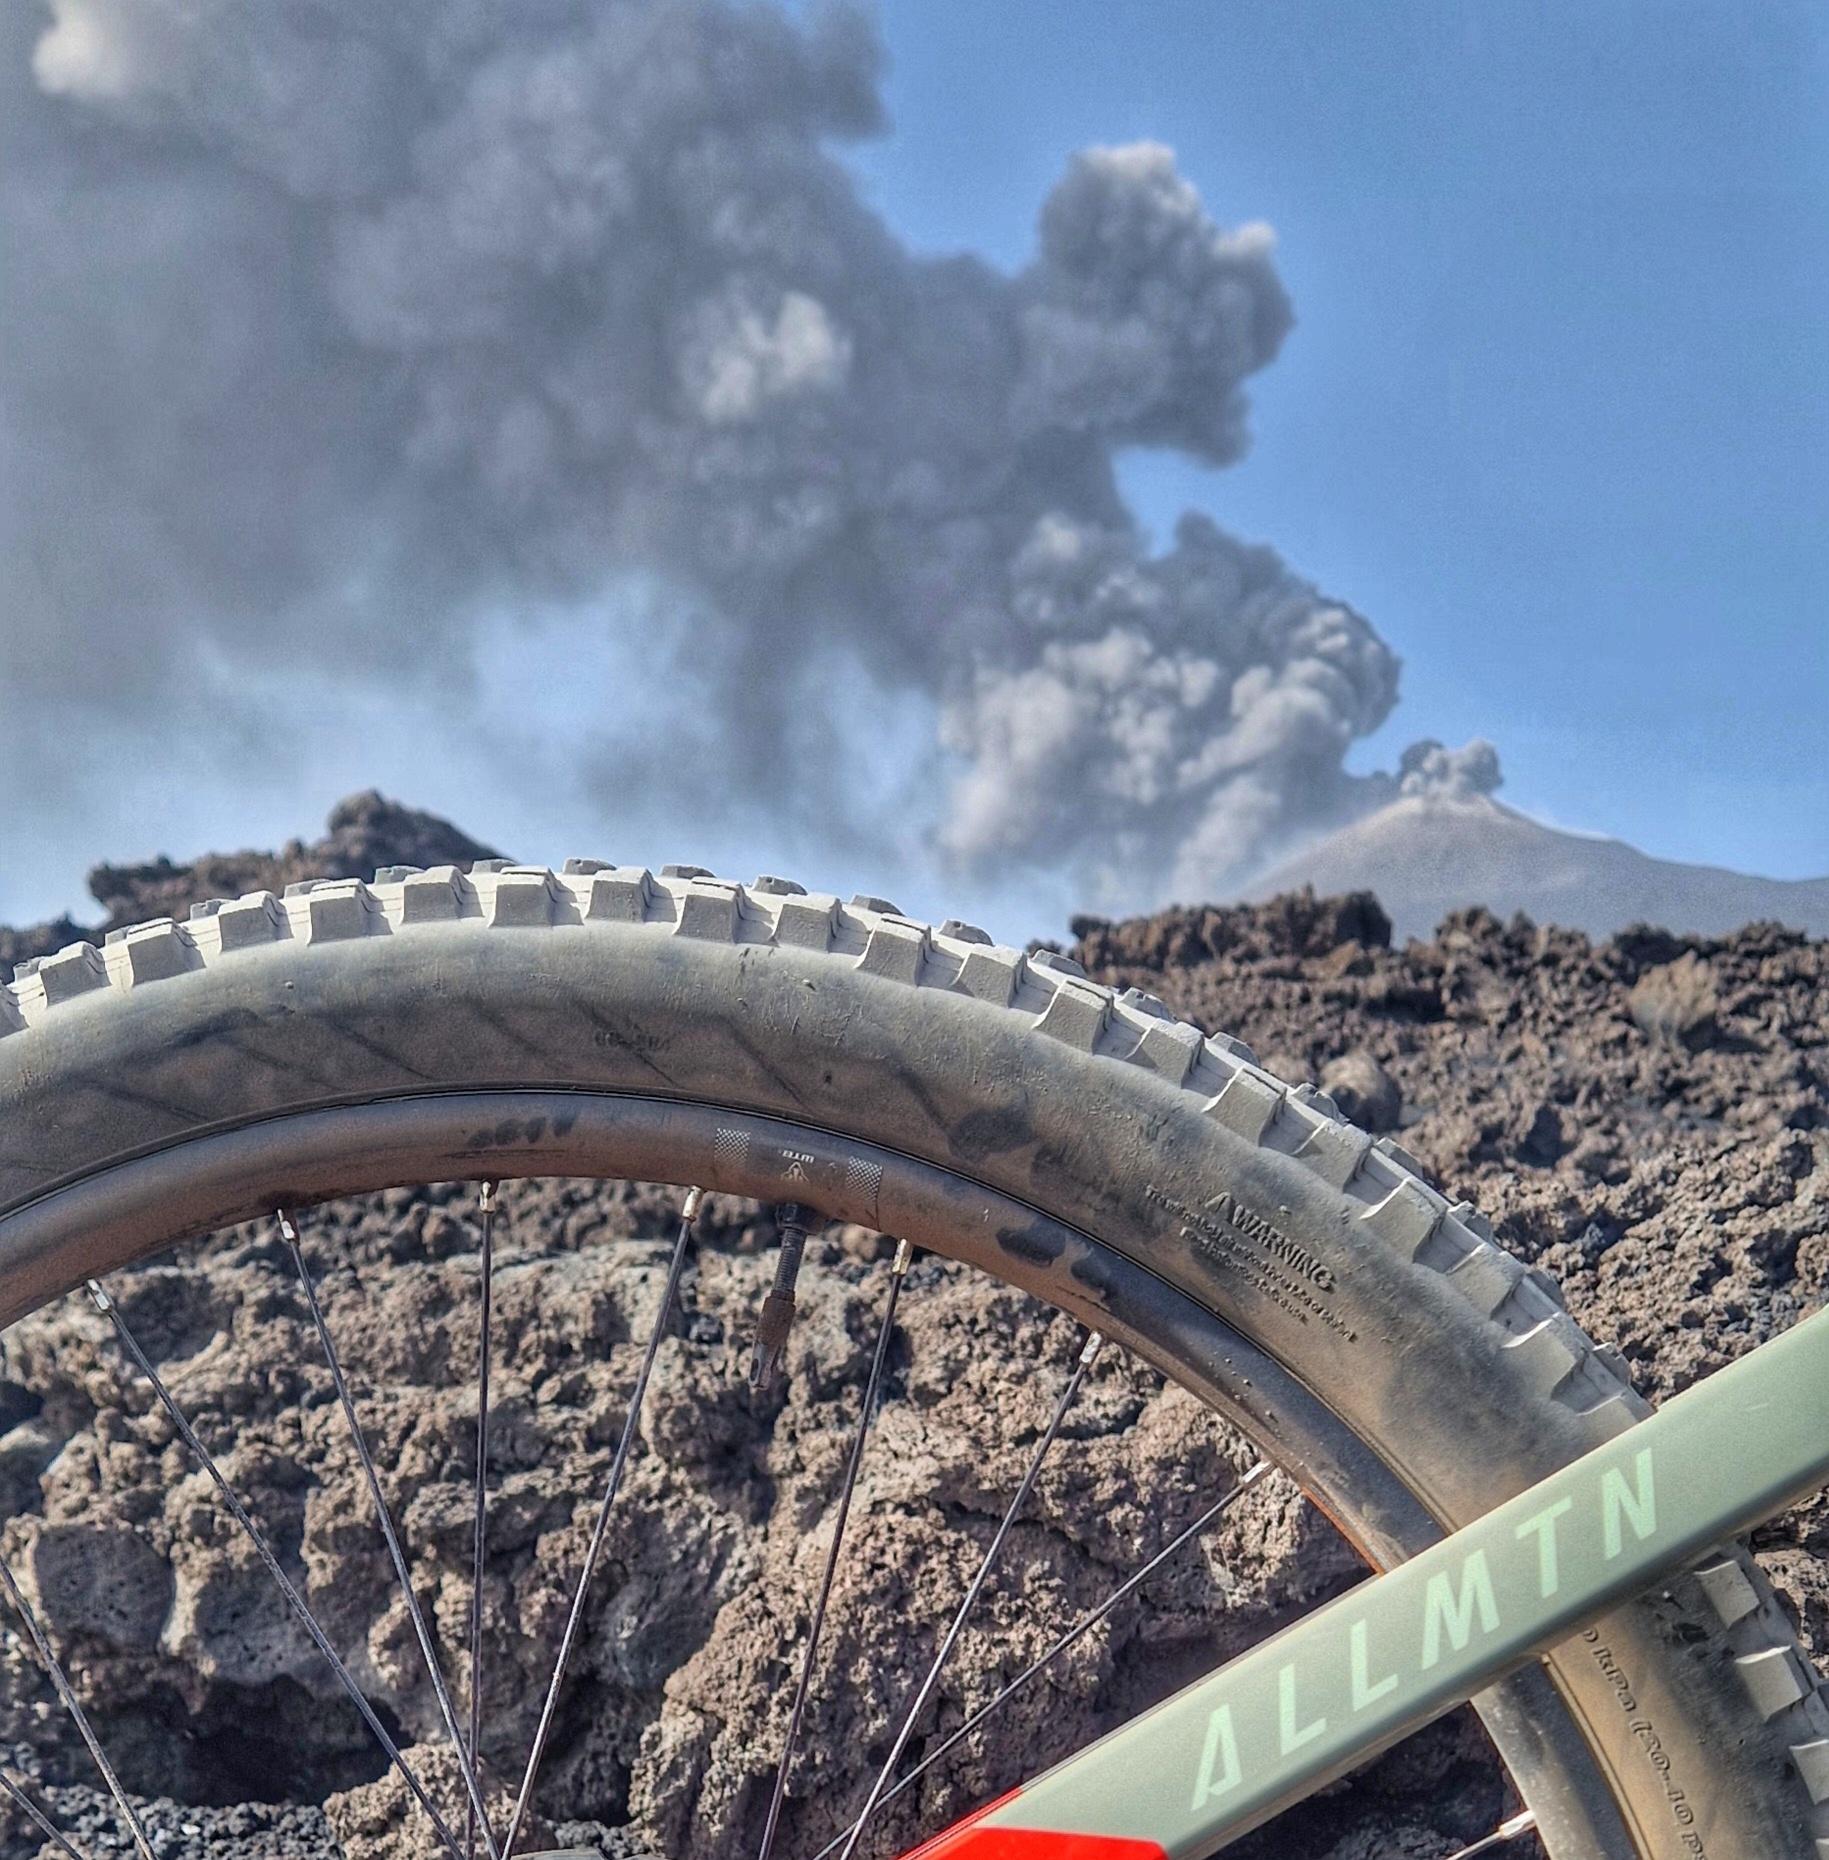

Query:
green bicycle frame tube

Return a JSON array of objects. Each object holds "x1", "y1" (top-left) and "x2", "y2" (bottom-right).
[{"x1": 961, "y1": 1305, "x2": 1829, "y2": 1857}]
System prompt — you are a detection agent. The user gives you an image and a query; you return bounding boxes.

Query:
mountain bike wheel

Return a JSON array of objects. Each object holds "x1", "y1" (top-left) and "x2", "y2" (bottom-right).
[{"x1": 0, "y1": 859, "x2": 1823, "y2": 1859}]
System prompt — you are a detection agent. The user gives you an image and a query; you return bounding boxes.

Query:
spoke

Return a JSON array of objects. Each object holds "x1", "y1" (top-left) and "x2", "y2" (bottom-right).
[
  {"x1": 280, "y1": 1211, "x2": 500, "y2": 1860},
  {"x1": 86, "y1": 1278, "x2": 469, "y2": 1860},
  {"x1": 501, "y1": 1187, "x2": 705, "y2": 1860},
  {"x1": 466, "y1": 1179, "x2": 498, "y2": 1860},
  {"x1": 812, "y1": 1459, "x2": 1272, "y2": 1860},
  {"x1": 0, "y1": 1765, "x2": 90, "y2": 1860},
  {"x1": 834, "y1": 1330, "x2": 1103, "y2": 1860},
  {"x1": 1442, "y1": 1810, "x2": 1537, "y2": 1858},
  {"x1": 756, "y1": 1239, "x2": 916, "y2": 1860},
  {"x1": 0, "y1": 1558, "x2": 149, "y2": 1860}
]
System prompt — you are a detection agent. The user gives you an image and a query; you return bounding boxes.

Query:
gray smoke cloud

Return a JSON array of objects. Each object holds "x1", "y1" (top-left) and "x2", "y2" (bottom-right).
[
  {"x1": 1, "y1": 0, "x2": 1491, "y2": 905},
  {"x1": 1396, "y1": 737, "x2": 1503, "y2": 802}
]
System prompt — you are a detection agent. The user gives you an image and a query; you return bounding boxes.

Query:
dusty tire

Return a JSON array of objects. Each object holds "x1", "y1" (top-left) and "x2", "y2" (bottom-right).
[{"x1": 1, "y1": 862, "x2": 1825, "y2": 1858}]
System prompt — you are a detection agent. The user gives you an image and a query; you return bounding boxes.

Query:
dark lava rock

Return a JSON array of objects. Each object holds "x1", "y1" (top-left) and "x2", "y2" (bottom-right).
[
  {"x1": 1318, "y1": 1051, "x2": 1403, "y2": 1132},
  {"x1": 1627, "y1": 950, "x2": 1724, "y2": 1051},
  {"x1": 1070, "y1": 886, "x2": 1392, "y2": 973},
  {"x1": 1063, "y1": 891, "x2": 1829, "y2": 1411},
  {"x1": 0, "y1": 917, "x2": 89, "y2": 978},
  {"x1": 86, "y1": 792, "x2": 501, "y2": 938},
  {"x1": 3, "y1": 793, "x2": 502, "y2": 978}
]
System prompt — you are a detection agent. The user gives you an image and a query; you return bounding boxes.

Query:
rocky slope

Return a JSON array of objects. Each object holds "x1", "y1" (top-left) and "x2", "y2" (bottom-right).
[
  {"x1": 1065, "y1": 888, "x2": 1829, "y2": 1404},
  {"x1": 0, "y1": 794, "x2": 498, "y2": 977},
  {"x1": 0, "y1": 799, "x2": 1823, "y2": 1860}
]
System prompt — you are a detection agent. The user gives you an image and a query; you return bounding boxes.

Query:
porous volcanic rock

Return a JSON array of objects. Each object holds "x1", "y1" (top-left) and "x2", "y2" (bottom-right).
[
  {"x1": 1318, "y1": 1050, "x2": 1403, "y2": 1133},
  {"x1": 1068, "y1": 892, "x2": 1829, "y2": 1401},
  {"x1": 87, "y1": 792, "x2": 502, "y2": 937},
  {"x1": 0, "y1": 1190, "x2": 1398, "y2": 1860},
  {"x1": 5, "y1": 793, "x2": 501, "y2": 972}
]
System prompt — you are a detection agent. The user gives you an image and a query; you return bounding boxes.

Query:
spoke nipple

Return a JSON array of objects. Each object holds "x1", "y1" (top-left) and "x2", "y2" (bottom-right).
[
  {"x1": 1079, "y1": 1330, "x2": 1104, "y2": 1366},
  {"x1": 682, "y1": 1186, "x2": 704, "y2": 1222},
  {"x1": 84, "y1": 1279, "x2": 112, "y2": 1314},
  {"x1": 748, "y1": 1290, "x2": 797, "y2": 1390},
  {"x1": 478, "y1": 1179, "x2": 497, "y2": 1214},
  {"x1": 891, "y1": 1237, "x2": 914, "y2": 1275},
  {"x1": 1500, "y1": 1810, "x2": 1537, "y2": 1836},
  {"x1": 276, "y1": 1208, "x2": 301, "y2": 1245}
]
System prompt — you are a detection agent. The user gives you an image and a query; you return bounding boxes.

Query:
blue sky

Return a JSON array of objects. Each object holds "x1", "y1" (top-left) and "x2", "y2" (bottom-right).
[
  {"x1": 852, "y1": 0, "x2": 1828, "y2": 878},
  {"x1": 4, "y1": 0, "x2": 1823, "y2": 932}
]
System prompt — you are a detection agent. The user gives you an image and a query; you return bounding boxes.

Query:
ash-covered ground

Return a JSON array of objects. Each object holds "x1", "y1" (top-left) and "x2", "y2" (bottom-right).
[{"x1": 0, "y1": 801, "x2": 1823, "y2": 1859}]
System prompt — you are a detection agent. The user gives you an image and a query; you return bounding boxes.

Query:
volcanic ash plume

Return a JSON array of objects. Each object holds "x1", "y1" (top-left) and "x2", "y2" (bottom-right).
[
  {"x1": 1396, "y1": 738, "x2": 1503, "y2": 801},
  {"x1": 1, "y1": 0, "x2": 1486, "y2": 902}
]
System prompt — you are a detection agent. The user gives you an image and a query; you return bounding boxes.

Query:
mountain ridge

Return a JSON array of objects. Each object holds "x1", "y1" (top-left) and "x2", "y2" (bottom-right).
[{"x1": 1243, "y1": 793, "x2": 1829, "y2": 942}]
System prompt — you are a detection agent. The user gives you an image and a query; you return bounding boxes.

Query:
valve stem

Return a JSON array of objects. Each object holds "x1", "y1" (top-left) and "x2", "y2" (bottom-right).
[{"x1": 750, "y1": 1203, "x2": 814, "y2": 1389}]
